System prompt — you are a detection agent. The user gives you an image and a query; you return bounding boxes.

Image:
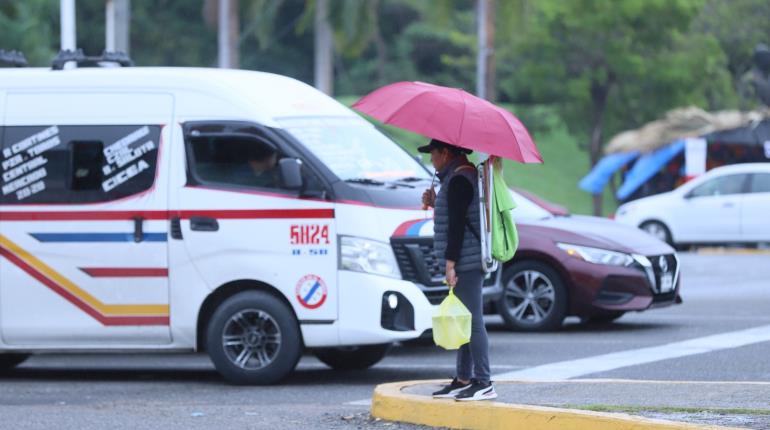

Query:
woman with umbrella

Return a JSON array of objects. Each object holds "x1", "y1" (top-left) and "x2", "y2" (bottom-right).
[
  {"x1": 354, "y1": 81, "x2": 542, "y2": 401},
  {"x1": 418, "y1": 138, "x2": 496, "y2": 401}
]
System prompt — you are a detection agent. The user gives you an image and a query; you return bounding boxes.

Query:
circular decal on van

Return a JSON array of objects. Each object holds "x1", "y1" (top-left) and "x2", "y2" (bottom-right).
[{"x1": 295, "y1": 274, "x2": 327, "y2": 309}]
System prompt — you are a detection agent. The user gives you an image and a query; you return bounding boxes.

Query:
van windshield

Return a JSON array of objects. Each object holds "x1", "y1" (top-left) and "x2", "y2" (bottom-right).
[{"x1": 277, "y1": 116, "x2": 430, "y2": 182}]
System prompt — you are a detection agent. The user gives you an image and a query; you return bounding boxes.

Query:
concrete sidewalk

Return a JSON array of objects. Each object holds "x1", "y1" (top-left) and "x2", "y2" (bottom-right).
[{"x1": 372, "y1": 379, "x2": 770, "y2": 429}]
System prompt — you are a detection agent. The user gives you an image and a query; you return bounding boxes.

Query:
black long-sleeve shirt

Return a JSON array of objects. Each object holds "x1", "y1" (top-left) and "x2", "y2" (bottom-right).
[{"x1": 445, "y1": 175, "x2": 474, "y2": 262}]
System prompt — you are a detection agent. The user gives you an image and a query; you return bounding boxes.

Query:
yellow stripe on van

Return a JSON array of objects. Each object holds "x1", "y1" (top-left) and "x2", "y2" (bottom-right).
[{"x1": 0, "y1": 235, "x2": 169, "y2": 316}]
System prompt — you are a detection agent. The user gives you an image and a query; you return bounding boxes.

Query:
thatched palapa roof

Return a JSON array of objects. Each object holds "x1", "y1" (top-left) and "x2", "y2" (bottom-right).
[{"x1": 604, "y1": 106, "x2": 770, "y2": 154}]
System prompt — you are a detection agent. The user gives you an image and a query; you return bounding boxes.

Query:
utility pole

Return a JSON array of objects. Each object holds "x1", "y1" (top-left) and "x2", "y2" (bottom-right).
[
  {"x1": 475, "y1": 0, "x2": 496, "y2": 101},
  {"x1": 314, "y1": 0, "x2": 334, "y2": 95},
  {"x1": 60, "y1": 0, "x2": 76, "y2": 51},
  {"x1": 217, "y1": 0, "x2": 239, "y2": 68},
  {"x1": 106, "y1": 0, "x2": 131, "y2": 53}
]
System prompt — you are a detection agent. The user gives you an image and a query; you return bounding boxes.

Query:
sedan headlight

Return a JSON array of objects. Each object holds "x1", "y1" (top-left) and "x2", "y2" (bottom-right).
[
  {"x1": 556, "y1": 243, "x2": 635, "y2": 267},
  {"x1": 339, "y1": 236, "x2": 401, "y2": 279}
]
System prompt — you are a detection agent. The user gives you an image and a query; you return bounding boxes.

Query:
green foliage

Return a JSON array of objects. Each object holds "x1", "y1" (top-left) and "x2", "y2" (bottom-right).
[
  {"x1": 499, "y1": 0, "x2": 731, "y2": 143},
  {"x1": 691, "y1": 0, "x2": 770, "y2": 109},
  {"x1": 0, "y1": 0, "x2": 58, "y2": 66}
]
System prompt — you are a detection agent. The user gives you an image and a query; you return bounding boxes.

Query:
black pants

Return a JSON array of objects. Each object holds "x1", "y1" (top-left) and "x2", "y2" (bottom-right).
[{"x1": 453, "y1": 269, "x2": 490, "y2": 384}]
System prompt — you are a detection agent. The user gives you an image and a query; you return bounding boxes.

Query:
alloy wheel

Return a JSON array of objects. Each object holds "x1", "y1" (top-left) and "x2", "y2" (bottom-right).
[
  {"x1": 503, "y1": 270, "x2": 556, "y2": 324},
  {"x1": 222, "y1": 309, "x2": 282, "y2": 370}
]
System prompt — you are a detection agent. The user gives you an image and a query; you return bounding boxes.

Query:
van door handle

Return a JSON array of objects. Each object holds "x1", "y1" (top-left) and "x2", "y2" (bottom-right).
[
  {"x1": 190, "y1": 216, "x2": 219, "y2": 232},
  {"x1": 722, "y1": 202, "x2": 735, "y2": 208},
  {"x1": 133, "y1": 216, "x2": 144, "y2": 242}
]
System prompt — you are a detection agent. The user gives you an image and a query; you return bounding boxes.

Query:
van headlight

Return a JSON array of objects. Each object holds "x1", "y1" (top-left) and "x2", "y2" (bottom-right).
[
  {"x1": 556, "y1": 243, "x2": 635, "y2": 267},
  {"x1": 339, "y1": 236, "x2": 401, "y2": 279}
]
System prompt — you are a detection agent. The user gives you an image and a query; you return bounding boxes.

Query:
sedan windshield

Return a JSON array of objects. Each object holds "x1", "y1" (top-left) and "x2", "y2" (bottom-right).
[{"x1": 277, "y1": 116, "x2": 430, "y2": 182}]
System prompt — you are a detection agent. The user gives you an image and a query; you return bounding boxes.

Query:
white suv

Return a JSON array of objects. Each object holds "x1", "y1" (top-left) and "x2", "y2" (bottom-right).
[{"x1": 615, "y1": 163, "x2": 770, "y2": 246}]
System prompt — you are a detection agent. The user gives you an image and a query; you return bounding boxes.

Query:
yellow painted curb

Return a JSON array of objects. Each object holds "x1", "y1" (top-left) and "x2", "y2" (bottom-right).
[{"x1": 371, "y1": 380, "x2": 744, "y2": 430}]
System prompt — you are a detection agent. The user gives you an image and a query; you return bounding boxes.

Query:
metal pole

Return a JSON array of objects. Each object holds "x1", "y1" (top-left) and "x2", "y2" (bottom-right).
[
  {"x1": 476, "y1": 0, "x2": 487, "y2": 99},
  {"x1": 314, "y1": 0, "x2": 333, "y2": 95},
  {"x1": 218, "y1": 0, "x2": 230, "y2": 68},
  {"x1": 106, "y1": 0, "x2": 115, "y2": 51},
  {"x1": 60, "y1": 0, "x2": 77, "y2": 51},
  {"x1": 115, "y1": 0, "x2": 130, "y2": 54}
]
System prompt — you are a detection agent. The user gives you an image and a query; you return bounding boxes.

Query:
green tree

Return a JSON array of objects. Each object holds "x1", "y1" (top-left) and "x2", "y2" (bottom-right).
[
  {"x1": 690, "y1": 0, "x2": 770, "y2": 109},
  {"x1": 497, "y1": 0, "x2": 734, "y2": 214},
  {"x1": 0, "y1": 0, "x2": 58, "y2": 66}
]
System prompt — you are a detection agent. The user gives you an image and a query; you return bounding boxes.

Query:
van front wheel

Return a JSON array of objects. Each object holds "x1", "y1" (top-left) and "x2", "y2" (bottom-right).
[
  {"x1": 206, "y1": 291, "x2": 301, "y2": 385},
  {"x1": 314, "y1": 344, "x2": 391, "y2": 370}
]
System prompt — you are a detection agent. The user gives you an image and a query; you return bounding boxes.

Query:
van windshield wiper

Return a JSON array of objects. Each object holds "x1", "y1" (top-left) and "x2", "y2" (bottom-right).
[
  {"x1": 345, "y1": 178, "x2": 386, "y2": 186},
  {"x1": 395, "y1": 176, "x2": 431, "y2": 183}
]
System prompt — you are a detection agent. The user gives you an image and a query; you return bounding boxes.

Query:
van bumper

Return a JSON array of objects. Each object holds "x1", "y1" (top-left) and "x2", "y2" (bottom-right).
[{"x1": 303, "y1": 271, "x2": 433, "y2": 348}]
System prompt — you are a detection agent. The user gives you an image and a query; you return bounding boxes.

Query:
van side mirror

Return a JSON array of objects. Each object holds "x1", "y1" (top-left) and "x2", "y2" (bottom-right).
[{"x1": 279, "y1": 158, "x2": 303, "y2": 190}]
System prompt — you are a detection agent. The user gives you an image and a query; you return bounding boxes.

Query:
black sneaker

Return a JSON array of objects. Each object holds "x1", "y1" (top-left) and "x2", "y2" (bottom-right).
[
  {"x1": 454, "y1": 380, "x2": 497, "y2": 401},
  {"x1": 432, "y1": 377, "x2": 471, "y2": 398}
]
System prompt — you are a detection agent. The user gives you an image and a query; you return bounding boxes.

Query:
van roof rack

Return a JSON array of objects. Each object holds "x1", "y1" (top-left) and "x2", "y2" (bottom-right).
[
  {"x1": 0, "y1": 50, "x2": 28, "y2": 67},
  {"x1": 52, "y1": 49, "x2": 134, "y2": 70}
]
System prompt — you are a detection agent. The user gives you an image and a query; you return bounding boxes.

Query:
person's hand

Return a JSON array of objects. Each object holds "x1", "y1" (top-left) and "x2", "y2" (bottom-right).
[
  {"x1": 422, "y1": 186, "x2": 436, "y2": 209},
  {"x1": 445, "y1": 260, "x2": 457, "y2": 287}
]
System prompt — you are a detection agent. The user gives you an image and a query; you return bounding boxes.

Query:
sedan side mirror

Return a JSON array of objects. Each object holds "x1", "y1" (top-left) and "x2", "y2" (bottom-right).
[{"x1": 279, "y1": 158, "x2": 303, "y2": 191}]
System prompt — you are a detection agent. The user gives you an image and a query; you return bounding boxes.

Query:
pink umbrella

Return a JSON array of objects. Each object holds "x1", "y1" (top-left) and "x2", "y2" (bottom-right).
[{"x1": 352, "y1": 81, "x2": 542, "y2": 163}]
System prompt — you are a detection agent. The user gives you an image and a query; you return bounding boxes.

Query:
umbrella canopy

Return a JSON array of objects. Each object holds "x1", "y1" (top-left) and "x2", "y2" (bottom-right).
[{"x1": 352, "y1": 81, "x2": 542, "y2": 163}]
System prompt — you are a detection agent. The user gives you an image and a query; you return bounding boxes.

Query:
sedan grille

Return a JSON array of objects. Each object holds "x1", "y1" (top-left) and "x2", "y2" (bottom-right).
[
  {"x1": 391, "y1": 237, "x2": 497, "y2": 304},
  {"x1": 644, "y1": 253, "x2": 680, "y2": 294}
]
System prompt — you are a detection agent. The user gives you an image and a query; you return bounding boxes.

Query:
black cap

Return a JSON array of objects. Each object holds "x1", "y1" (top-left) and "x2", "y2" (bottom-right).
[{"x1": 417, "y1": 138, "x2": 472, "y2": 154}]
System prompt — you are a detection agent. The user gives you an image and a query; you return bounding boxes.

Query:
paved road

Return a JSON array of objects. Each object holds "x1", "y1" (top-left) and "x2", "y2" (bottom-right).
[{"x1": 0, "y1": 253, "x2": 768, "y2": 429}]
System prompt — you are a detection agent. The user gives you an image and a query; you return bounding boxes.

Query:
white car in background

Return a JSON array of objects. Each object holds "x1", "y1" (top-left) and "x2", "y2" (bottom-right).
[{"x1": 614, "y1": 163, "x2": 770, "y2": 246}]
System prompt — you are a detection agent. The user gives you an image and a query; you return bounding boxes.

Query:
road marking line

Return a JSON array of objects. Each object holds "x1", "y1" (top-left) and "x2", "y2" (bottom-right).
[{"x1": 494, "y1": 323, "x2": 770, "y2": 381}]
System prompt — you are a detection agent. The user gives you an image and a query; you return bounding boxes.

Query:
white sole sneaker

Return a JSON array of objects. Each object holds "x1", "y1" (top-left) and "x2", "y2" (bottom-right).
[
  {"x1": 432, "y1": 386, "x2": 470, "y2": 399},
  {"x1": 455, "y1": 385, "x2": 497, "y2": 401}
]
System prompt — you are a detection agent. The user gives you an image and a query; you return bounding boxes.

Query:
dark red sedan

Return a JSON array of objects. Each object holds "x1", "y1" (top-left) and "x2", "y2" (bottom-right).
[{"x1": 490, "y1": 190, "x2": 683, "y2": 331}]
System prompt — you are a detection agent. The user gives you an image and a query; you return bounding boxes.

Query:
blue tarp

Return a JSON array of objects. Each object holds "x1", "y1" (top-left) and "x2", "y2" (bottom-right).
[
  {"x1": 616, "y1": 140, "x2": 686, "y2": 200},
  {"x1": 578, "y1": 151, "x2": 640, "y2": 194}
]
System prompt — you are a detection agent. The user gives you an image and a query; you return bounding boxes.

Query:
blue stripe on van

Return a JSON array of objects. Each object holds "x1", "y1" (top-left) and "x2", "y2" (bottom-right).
[
  {"x1": 30, "y1": 233, "x2": 168, "y2": 242},
  {"x1": 405, "y1": 220, "x2": 430, "y2": 236}
]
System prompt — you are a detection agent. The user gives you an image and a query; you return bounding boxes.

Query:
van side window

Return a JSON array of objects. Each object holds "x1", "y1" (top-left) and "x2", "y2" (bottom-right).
[
  {"x1": 190, "y1": 136, "x2": 282, "y2": 190},
  {"x1": 0, "y1": 125, "x2": 160, "y2": 204},
  {"x1": 70, "y1": 141, "x2": 106, "y2": 190}
]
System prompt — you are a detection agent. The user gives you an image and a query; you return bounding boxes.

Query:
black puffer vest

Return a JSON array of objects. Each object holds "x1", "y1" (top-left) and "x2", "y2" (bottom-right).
[{"x1": 433, "y1": 157, "x2": 482, "y2": 273}]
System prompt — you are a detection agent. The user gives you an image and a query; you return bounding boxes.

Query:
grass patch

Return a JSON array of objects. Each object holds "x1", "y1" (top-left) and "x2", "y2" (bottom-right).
[{"x1": 560, "y1": 404, "x2": 770, "y2": 416}]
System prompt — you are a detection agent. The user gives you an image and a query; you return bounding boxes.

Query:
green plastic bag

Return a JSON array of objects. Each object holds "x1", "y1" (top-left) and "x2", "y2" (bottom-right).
[
  {"x1": 432, "y1": 289, "x2": 471, "y2": 350},
  {"x1": 491, "y1": 157, "x2": 519, "y2": 262}
]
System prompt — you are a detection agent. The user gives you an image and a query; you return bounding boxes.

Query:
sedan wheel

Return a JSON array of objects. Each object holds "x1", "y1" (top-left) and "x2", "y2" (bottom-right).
[{"x1": 497, "y1": 261, "x2": 567, "y2": 331}]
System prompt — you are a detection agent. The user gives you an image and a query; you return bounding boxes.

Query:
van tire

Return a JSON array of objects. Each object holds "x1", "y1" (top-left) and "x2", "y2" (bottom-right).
[
  {"x1": 206, "y1": 291, "x2": 301, "y2": 385},
  {"x1": 496, "y1": 260, "x2": 568, "y2": 332},
  {"x1": 314, "y1": 343, "x2": 391, "y2": 370},
  {"x1": 0, "y1": 353, "x2": 29, "y2": 371}
]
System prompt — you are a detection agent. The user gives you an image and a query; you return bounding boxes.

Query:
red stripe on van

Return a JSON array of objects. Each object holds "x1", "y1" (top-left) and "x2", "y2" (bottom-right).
[
  {"x1": 80, "y1": 267, "x2": 168, "y2": 277},
  {"x1": 0, "y1": 246, "x2": 169, "y2": 327},
  {"x1": 0, "y1": 208, "x2": 334, "y2": 221},
  {"x1": 176, "y1": 209, "x2": 334, "y2": 219},
  {"x1": 0, "y1": 211, "x2": 169, "y2": 221}
]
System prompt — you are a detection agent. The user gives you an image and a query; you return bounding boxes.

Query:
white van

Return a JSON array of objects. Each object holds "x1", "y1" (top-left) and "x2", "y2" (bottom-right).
[{"x1": 0, "y1": 63, "x2": 501, "y2": 384}]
